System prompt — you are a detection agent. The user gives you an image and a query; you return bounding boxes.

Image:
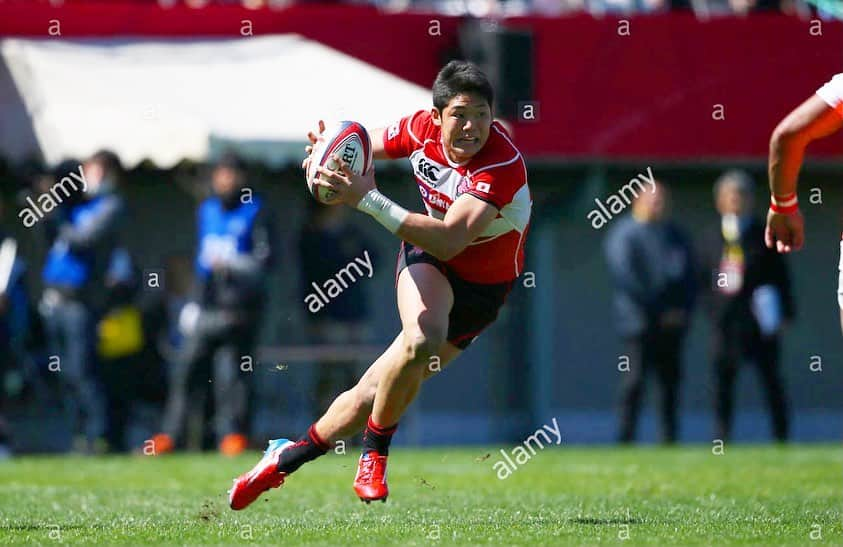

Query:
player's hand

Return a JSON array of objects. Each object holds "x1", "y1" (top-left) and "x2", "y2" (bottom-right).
[
  {"x1": 312, "y1": 155, "x2": 376, "y2": 207},
  {"x1": 764, "y1": 208, "x2": 804, "y2": 253},
  {"x1": 301, "y1": 120, "x2": 326, "y2": 177}
]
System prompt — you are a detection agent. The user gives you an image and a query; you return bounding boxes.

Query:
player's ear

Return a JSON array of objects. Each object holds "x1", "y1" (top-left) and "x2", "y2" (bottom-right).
[{"x1": 430, "y1": 107, "x2": 442, "y2": 127}]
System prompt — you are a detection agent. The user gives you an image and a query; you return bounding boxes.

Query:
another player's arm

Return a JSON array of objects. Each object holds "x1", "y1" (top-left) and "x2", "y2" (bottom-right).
[
  {"x1": 766, "y1": 95, "x2": 843, "y2": 252},
  {"x1": 769, "y1": 95, "x2": 843, "y2": 199}
]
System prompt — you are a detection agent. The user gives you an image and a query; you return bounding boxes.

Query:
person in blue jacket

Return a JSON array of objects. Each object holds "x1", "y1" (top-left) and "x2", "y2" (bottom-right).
[
  {"x1": 39, "y1": 151, "x2": 125, "y2": 453},
  {"x1": 156, "y1": 153, "x2": 277, "y2": 455}
]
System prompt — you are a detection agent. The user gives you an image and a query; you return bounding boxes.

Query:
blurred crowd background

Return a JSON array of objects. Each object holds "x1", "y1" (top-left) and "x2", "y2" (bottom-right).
[
  {"x1": 1, "y1": 0, "x2": 841, "y2": 19},
  {"x1": 0, "y1": 0, "x2": 841, "y2": 457},
  {"x1": 0, "y1": 158, "x2": 839, "y2": 456}
]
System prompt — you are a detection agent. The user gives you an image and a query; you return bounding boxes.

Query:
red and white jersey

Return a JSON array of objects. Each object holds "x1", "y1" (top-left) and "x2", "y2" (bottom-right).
[
  {"x1": 817, "y1": 73, "x2": 843, "y2": 118},
  {"x1": 383, "y1": 110, "x2": 531, "y2": 284}
]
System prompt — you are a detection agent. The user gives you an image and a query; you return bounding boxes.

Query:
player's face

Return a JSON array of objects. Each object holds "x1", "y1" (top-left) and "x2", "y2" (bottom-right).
[{"x1": 434, "y1": 93, "x2": 492, "y2": 163}]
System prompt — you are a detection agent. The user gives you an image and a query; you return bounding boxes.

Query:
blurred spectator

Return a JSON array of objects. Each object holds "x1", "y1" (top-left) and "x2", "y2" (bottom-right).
[
  {"x1": 97, "y1": 248, "x2": 169, "y2": 452},
  {"x1": 605, "y1": 181, "x2": 696, "y2": 444},
  {"x1": 298, "y1": 202, "x2": 376, "y2": 417},
  {"x1": 0, "y1": 194, "x2": 29, "y2": 458},
  {"x1": 679, "y1": 0, "x2": 813, "y2": 17},
  {"x1": 590, "y1": 0, "x2": 667, "y2": 14},
  {"x1": 156, "y1": 153, "x2": 277, "y2": 455},
  {"x1": 699, "y1": 170, "x2": 793, "y2": 442},
  {"x1": 38, "y1": 151, "x2": 126, "y2": 453},
  {"x1": 2, "y1": 0, "x2": 825, "y2": 16}
]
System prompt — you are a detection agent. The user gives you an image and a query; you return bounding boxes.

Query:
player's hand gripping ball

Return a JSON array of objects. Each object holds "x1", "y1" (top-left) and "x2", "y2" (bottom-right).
[{"x1": 304, "y1": 121, "x2": 373, "y2": 205}]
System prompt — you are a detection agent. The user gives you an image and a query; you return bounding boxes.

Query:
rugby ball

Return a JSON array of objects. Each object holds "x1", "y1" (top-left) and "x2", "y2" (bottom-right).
[{"x1": 306, "y1": 121, "x2": 373, "y2": 205}]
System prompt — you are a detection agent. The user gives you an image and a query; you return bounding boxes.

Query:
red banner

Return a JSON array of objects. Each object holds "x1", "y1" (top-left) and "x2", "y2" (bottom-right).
[
  {"x1": 509, "y1": 14, "x2": 843, "y2": 160},
  {"x1": 1, "y1": 3, "x2": 841, "y2": 160}
]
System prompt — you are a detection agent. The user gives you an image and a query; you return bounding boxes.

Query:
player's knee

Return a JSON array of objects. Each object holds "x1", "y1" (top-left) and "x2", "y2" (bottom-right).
[{"x1": 402, "y1": 327, "x2": 445, "y2": 365}]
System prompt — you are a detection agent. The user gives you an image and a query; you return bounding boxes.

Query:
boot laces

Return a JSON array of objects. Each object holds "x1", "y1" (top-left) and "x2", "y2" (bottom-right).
[{"x1": 358, "y1": 452, "x2": 383, "y2": 483}]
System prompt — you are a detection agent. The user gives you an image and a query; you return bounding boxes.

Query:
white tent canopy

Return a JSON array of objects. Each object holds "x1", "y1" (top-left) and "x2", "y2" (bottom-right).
[{"x1": 0, "y1": 36, "x2": 432, "y2": 168}]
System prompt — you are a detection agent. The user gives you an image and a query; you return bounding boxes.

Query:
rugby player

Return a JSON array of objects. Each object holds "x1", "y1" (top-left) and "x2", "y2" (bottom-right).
[
  {"x1": 766, "y1": 73, "x2": 843, "y2": 329},
  {"x1": 228, "y1": 60, "x2": 531, "y2": 509}
]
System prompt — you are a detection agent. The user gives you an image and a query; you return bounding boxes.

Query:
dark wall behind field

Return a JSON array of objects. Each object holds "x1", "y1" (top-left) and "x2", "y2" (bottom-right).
[{"x1": 3, "y1": 161, "x2": 841, "y2": 444}]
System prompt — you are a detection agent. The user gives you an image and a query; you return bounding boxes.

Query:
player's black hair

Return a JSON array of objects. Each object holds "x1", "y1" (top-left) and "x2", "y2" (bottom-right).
[{"x1": 432, "y1": 60, "x2": 494, "y2": 113}]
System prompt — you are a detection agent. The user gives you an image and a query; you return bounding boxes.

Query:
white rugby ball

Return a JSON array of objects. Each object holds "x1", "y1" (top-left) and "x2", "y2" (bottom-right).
[{"x1": 306, "y1": 121, "x2": 373, "y2": 205}]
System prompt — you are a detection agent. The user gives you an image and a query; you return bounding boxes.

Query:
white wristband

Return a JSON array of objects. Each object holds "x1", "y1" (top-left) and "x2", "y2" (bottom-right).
[{"x1": 356, "y1": 189, "x2": 409, "y2": 234}]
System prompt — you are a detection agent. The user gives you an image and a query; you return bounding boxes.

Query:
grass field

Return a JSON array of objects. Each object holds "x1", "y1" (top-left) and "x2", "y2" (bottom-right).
[{"x1": 0, "y1": 444, "x2": 840, "y2": 545}]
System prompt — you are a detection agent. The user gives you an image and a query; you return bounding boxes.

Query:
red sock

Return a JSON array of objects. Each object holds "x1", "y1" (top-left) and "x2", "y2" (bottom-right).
[{"x1": 276, "y1": 423, "x2": 329, "y2": 473}]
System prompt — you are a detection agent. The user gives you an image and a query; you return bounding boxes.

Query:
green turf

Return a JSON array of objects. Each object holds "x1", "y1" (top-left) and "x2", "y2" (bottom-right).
[{"x1": 0, "y1": 444, "x2": 840, "y2": 545}]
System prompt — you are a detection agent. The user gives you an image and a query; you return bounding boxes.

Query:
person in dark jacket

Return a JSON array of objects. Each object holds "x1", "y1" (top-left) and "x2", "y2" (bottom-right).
[
  {"x1": 156, "y1": 153, "x2": 277, "y2": 455},
  {"x1": 39, "y1": 151, "x2": 125, "y2": 453},
  {"x1": 605, "y1": 181, "x2": 696, "y2": 444},
  {"x1": 700, "y1": 170, "x2": 794, "y2": 442}
]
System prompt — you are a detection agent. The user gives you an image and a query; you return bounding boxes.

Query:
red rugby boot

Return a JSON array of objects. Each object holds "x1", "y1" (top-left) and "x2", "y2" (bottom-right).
[
  {"x1": 353, "y1": 451, "x2": 389, "y2": 503},
  {"x1": 228, "y1": 438, "x2": 292, "y2": 510}
]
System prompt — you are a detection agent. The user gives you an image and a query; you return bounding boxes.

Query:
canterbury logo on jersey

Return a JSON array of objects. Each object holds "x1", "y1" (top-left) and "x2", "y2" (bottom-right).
[{"x1": 414, "y1": 158, "x2": 442, "y2": 185}]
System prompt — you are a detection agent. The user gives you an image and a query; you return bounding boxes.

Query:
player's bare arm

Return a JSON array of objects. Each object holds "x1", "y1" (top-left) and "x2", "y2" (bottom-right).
[
  {"x1": 394, "y1": 195, "x2": 498, "y2": 261},
  {"x1": 312, "y1": 157, "x2": 498, "y2": 260},
  {"x1": 766, "y1": 95, "x2": 843, "y2": 253}
]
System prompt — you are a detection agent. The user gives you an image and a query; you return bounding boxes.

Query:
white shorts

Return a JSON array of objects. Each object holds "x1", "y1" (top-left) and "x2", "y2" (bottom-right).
[{"x1": 838, "y1": 241, "x2": 843, "y2": 309}]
